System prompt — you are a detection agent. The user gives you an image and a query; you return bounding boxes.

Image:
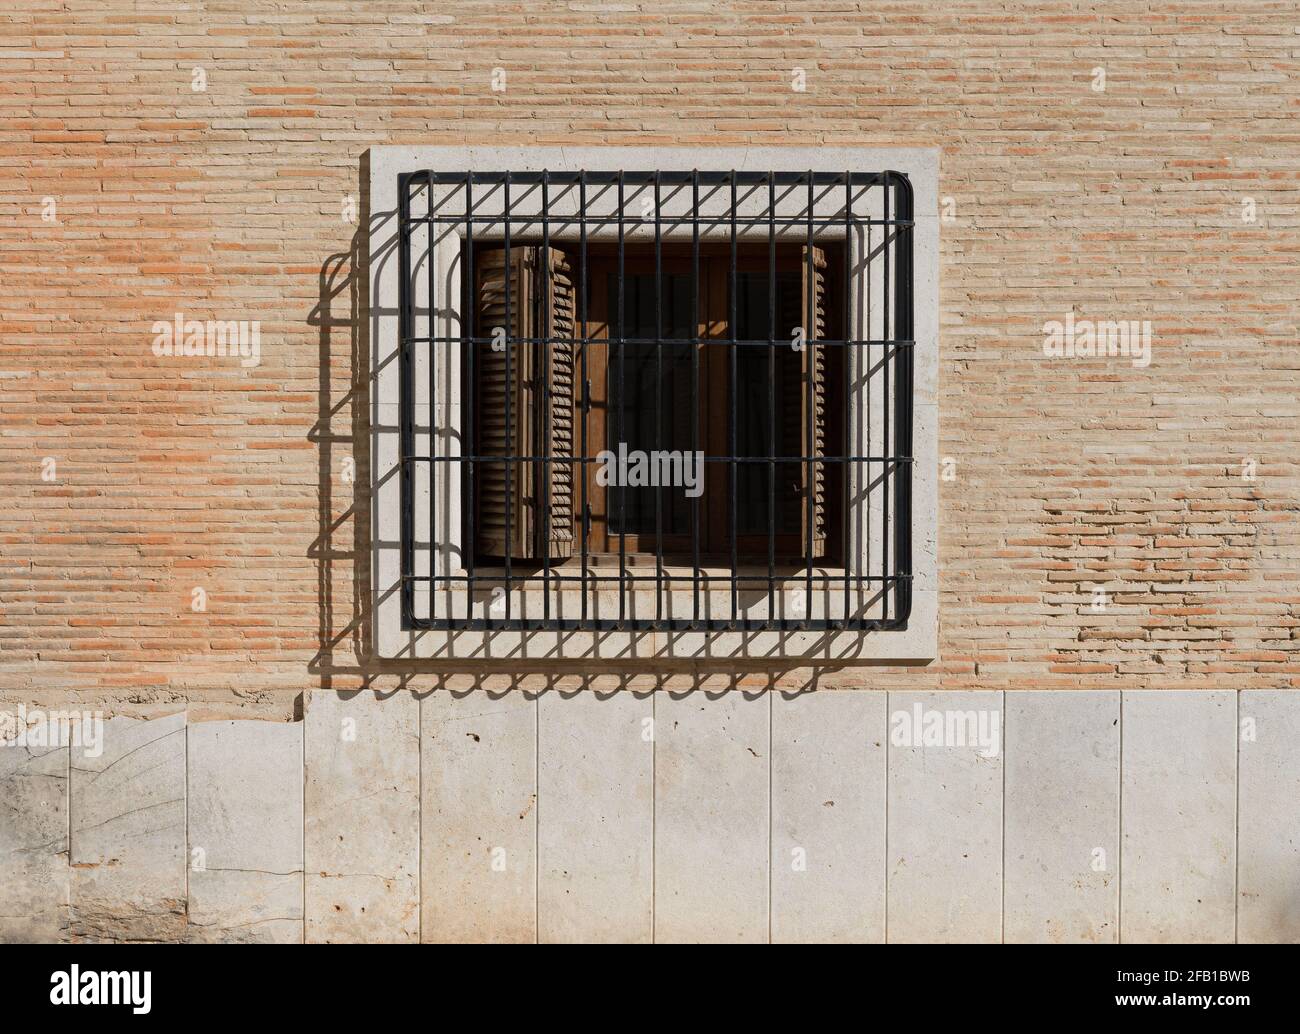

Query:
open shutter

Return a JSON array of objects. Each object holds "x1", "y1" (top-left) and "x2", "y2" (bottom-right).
[
  {"x1": 475, "y1": 247, "x2": 536, "y2": 559},
  {"x1": 474, "y1": 246, "x2": 574, "y2": 560},
  {"x1": 543, "y1": 248, "x2": 576, "y2": 559},
  {"x1": 800, "y1": 245, "x2": 827, "y2": 559}
]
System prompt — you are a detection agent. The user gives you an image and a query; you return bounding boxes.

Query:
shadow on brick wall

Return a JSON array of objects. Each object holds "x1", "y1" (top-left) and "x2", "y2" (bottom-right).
[
  {"x1": 307, "y1": 152, "x2": 374, "y2": 692},
  {"x1": 306, "y1": 151, "x2": 841, "y2": 697}
]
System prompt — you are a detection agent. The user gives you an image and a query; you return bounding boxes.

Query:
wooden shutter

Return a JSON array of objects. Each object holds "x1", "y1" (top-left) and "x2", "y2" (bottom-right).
[
  {"x1": 474, "y1": 246, "x2": 575, "y2": 560},
  {"x1": 800, "y1": 245, "x2": 827, "y2": 558},
  {"x1": 544, "y1": 249, "x2": 576, "y2": 559}
]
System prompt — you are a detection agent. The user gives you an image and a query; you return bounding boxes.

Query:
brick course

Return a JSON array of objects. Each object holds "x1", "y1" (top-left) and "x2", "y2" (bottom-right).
[{"x1": 1, "y1": 1, "x2": 1297, "y2": 709}]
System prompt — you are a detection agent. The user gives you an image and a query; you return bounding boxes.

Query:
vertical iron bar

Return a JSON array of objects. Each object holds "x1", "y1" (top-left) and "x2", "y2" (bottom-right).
[
  {"x1": 541, "y1": 170, "x2": 551, "y2": 624},
  {"x1": 465, "y1": 175, "x2": 476, "y2": 626},
  {"x1": 503, "y1": 172, "x2": 513, "y2": 626},
  {"x1": 397, "y1": 174, "x2": 413, "y2": 627},
  {"x1": 427, "y1": 172, "x2": 443, "y2": 627},
  {"x1": 691, "y1": 170, "x2": 701, "y2": 626},
  {"x1": 617, "y1": 171, "x2": 626, "y2": 626},
  {"x1": 842, "y1": 172, "x2": 852, "y2": 627},
  {"x1": 893, "y1": 171, "x2": 914, "y2": 626},
  {"x1": 654, "y1": 171, "x2": 664, "y2": 627},
  {"x1": 728, "y1": 171, "x2": 738, "y2": 626},
  {"x1": 579, "y1": 173, "x2": 589, "y2": 625},
  {"x1": 766, "y1": 172, "x2": 776, "y2": 629},
  {"x1": 804, "y1": 172, "x2": 814, "y2": 624},
  {"x1": 861, "y1": 200, "x2": 869, "y2": 607},
  {"x1": 882, "y1": 172, "x2": 891, "y2": 626}
]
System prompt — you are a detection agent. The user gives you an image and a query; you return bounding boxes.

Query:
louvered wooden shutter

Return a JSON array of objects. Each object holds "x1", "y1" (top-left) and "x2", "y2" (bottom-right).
[
  {"x1": 474, "y1": 246, "x2": 575, "y2": 560},
  {"x1": 800, "y1": 245, "x2": 827, "y2": 558},
  {"x1": 543, "y1": 248, "x2": 576, "y2": 559}
]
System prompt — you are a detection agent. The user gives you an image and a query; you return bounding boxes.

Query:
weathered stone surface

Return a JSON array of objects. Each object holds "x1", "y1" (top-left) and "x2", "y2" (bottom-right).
[
  {"x1": 187, "y1": 720, "x2": 304, "y2": 943},
  {"x1": 1004, "y1": 691, "x2": 1119, "y2": 943},
  {"x1": 421, "y1": 691, "x2": 536, "y2": 943},
  {"x1": 771, "y1": 690, "x2": 886, "y2": 943},
  {"x1": 69, "y1": 712, "x2": 187, "y2": 942},
  {"x1": 886, "y1": 691, "x2": 1003, "y2": 943},
  {"x1": 537, "y1": 689, "x2": 652, "y2": 943},
  {"x1": 304, "y1": 690, "x2": 420, "y2": 943},
  {"x1": 1238, "y1": 690, "x2": 1300, "y2": 943},
  {"x1": 655, "y1": 691, "x2": 768, "y2": 943},
  {"x1": 0, "y1": 735, "x2": 70, "y2": 943},
  {"x1": 1121, "y1": 691, "x2": 1235, "y2": 944}
]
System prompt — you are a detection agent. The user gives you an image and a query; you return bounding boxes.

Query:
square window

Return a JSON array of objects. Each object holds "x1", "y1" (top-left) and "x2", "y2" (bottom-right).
[{"x1": 370, "y1": 148, "x2": 938, "y2": 661}]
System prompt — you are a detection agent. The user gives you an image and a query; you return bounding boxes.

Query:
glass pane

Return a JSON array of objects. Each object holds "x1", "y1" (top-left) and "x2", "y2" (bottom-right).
[{"x1": 607, "y1": 273, "x2": 696, "y2": 537}]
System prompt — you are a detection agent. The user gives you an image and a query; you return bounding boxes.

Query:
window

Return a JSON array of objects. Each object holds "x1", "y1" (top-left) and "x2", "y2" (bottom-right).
[
  {"x1": 468, "y1": 242, "x2": 842, "y2": 563},
  {"x1": 370, "y1": 147, "x2": 938, "y2": 660},
  {"x1": 395, "y1": 167, "x2": 913, "y2": 634}
]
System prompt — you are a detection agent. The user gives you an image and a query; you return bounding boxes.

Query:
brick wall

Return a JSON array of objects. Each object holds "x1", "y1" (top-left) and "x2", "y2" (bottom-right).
[{"x1": 2, "y1": 1, "x2": 1297, "y2": 711}]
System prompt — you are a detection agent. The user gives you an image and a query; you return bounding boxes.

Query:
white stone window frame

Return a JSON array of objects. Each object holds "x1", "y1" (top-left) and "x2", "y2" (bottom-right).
[{"x1": 369, "y1": 146, "x2": 938, "y2": 663}]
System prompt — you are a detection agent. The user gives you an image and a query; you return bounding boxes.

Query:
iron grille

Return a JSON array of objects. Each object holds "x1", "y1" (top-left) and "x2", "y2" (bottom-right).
[{"x1": 397, "y1": 169, "x2": 913, "y2": 632}]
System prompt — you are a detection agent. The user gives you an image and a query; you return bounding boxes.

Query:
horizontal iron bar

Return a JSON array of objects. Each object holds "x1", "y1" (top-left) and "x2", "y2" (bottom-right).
[
  {"x1": 404, "y1": 170, "x2": 894, "y2": 187},
  {"x1": 402, "y1": 455, "x2": 914, "y2": 465},
  {"x1": 404, "y1": 574, "x2": 907, "y2": 585},
  {"x1": 404, "y1": 617, "x2": 910, "y2": 632},
  {"x1": 403, "y1": 336, "x2": 916, "y2": 349},
  {"x1": 407, "y1": 215, "x2": 914, "y2": 229}
]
